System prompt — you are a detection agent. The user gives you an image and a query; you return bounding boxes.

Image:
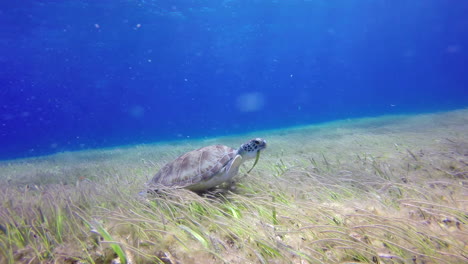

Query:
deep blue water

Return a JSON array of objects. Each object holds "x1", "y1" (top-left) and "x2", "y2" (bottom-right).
[{"x1": 1, "y1": 0, "x2": 467, "y2": 160}]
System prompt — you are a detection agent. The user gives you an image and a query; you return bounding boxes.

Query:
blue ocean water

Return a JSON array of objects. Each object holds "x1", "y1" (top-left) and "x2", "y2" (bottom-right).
[{"x1": 0, "y1": 0, "x2": 467, "y2": 160}]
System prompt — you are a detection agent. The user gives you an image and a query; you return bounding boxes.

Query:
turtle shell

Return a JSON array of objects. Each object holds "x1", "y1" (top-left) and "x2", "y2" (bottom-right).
[{"x1": 150, "y1": 145, "x2": 237, "y2": 189}]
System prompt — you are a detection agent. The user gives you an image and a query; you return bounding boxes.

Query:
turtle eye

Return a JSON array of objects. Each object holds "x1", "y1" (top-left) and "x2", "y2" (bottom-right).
[{"x1": 253, "y1": 139, "x2": 260, "y2": 144}]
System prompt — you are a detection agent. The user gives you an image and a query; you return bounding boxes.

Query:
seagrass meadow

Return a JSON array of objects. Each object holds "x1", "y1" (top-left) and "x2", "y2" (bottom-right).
[{"x1": 0, "y1": 109, "x2": 467, "y2": 264}]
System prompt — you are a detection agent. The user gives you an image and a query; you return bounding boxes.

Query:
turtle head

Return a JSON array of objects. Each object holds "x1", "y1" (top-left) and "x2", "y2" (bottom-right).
[{"x1": 237, "y1": 138, "x2": 267, "y2": 160}]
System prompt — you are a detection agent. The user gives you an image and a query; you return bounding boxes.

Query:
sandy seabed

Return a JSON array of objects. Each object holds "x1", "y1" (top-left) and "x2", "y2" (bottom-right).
[{"x1": 1, "y1": 109, "x2": 467, "y2": 264}]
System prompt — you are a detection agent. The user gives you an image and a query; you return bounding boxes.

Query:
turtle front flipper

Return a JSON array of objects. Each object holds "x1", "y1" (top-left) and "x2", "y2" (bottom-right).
[{"x1": 226, "y1": 154, "x2": 243, "y2": 179}]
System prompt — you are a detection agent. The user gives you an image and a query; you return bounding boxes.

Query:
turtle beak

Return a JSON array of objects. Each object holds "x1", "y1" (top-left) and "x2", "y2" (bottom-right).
[
  {"x1": 258, "y1": 139, "x2": 267, "y2": 152},
  {"x1": 255, "y1": 138, "x2": 267, "y2": 150}
]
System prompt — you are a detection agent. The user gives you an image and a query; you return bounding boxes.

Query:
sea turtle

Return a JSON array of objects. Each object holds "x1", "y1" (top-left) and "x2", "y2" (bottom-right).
[{"x1": 148, "y1": 138, "x2": 267, "y2": 191}]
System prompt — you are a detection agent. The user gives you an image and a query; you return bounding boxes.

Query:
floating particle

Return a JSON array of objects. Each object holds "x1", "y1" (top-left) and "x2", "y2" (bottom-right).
[
  {"x1": 236, "y1": 92, "x2": 265, "y2": 113},
  {"x1": 129, "y1": 105, "x2": 145, "y2": 118}
]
